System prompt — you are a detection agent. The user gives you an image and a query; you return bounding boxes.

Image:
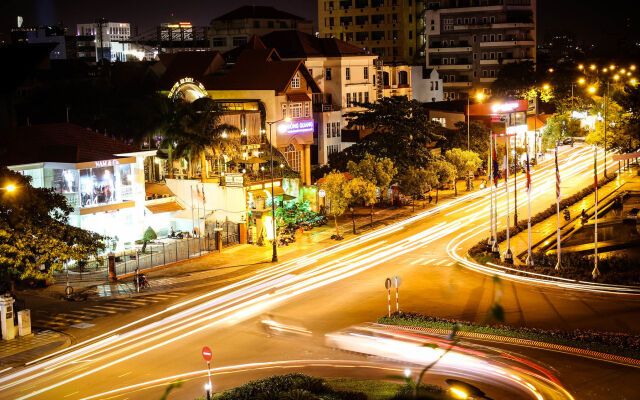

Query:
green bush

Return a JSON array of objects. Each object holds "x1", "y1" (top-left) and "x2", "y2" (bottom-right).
[{"x1": 214, "y1": 374, "x2": 335, "y2": 400}]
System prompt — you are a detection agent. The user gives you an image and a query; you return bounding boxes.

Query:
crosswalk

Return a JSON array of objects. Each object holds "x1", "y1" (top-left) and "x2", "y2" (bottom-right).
[
  {"x1": 93, "y1": 273, "x2": 211, "y2": 297},
  {"x1": 33, "y1": 292, "x2": 185, "y2": 330},
  {"x1": 407, "y1": 255, "x2": 457, "y2": 267}
]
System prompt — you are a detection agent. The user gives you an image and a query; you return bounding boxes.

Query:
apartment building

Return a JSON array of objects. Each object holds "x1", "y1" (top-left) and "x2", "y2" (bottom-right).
[
  {"x1": 424, "y1": 0, "x2": 536, "y2": 100},
  {"x1": 317, "y1": 0, "x2": 426, "y2": 64},
  {"x1": 77, "y1": 20, "x2": 132, "y2": 62},
  {"x1": 210, "y1": 6, "x2": 313, "y2": 53}
]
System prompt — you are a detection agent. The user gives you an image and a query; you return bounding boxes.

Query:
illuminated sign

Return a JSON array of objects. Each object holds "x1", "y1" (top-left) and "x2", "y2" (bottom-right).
[
  {"x1": 491, "y1": 102, "x2": 520, "y2": 113},
  {"x1": 167, "y1": 77, "x2": 207, "y2": 99},
  {"x1": 95, "y1": 159, "x2": 120, "y2": 168},
  {"x1": 281, "y1": 120, "x2": 314, "y2": 134},
  {"x1": 571, "y1": 111, "x2": 588, "y2": 120},
  {"x1": 318, "y1": 189, "x2": 326, "y2": 198}
]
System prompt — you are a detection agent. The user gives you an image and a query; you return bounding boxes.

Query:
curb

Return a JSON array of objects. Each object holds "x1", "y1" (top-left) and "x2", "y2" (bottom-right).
[{"x1": 378, "y1": 323, "x2": 640, "y2": 368}]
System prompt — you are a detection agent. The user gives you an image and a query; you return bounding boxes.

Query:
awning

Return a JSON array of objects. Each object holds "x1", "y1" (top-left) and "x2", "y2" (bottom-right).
[
  {"x1": 145, "y1": 201, "x2": 184, "y2": 214},
  {"x1": 248, "y1": 187, "x2": 285, "y2": 198},
  {"x1": 287, "y1": 93, "x2": 311, "y2": 102}
]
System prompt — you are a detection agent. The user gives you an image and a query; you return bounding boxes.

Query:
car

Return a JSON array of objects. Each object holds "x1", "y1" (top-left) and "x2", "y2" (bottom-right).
[{"x1": 562, "y1": 137, "x2": 574, "y2": 145}]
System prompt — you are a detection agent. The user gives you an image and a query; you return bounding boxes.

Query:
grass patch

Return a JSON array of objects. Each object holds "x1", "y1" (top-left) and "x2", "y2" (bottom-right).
[
  {"x1": 326, "y1": 378, "x2": 402, "y2": 400},
  {"x1": 378, "y1": 312, "x2": 640, "y2": 360}
]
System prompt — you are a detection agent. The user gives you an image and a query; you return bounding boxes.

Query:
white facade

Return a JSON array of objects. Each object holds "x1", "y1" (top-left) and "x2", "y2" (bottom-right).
[
  {"x1": 411, "y1": 67, "x2": 443, "y2": 103},
  {"x1": 77, "y1": 22, "x2": 131, "y2": 62},
  {"x1": 313, "y1": 110, "x2": 344, "y2": 165}
]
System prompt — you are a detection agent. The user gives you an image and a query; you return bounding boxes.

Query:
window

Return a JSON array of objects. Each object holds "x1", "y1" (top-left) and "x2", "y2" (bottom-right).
[
  {"x1": 268, "y1": 21, "x2": 274, "y2": 28},
  {"x1": 253, "y1": 21, "x2": 260, "y2": 28},
  {"x1": 345, "y1": 67, "x2": 351, "y2": 80},
  {"x1": 497, "y1": 51, "x2": 502, "y2": 59},
  {"x1": 346, "y1": 93, "x2": 352, "y2": 107},
  {"x1": 212, "y1": 37, "x2": 226, "y2": 47},
  {"x1": 409, "y1": 31, "x2": 413, "y2": 39},
  {"x1": 364, "y1": 66, "x2": 369, "y2": 79},
  {"x1": 409, "y1": 47, "x2": 413, "y2": 56},
  {"x1": 284, "y1": 144, "x2": 301, "y2": 172},
  {"x1": 326, "y1": 123, "x2": 331, "y2": 138},
  {"x1": 356, "y1": 15, "x2": 369, "y2": 25},
  {"x1": 490, "y1": 16, "x2": 495, "y2": 23},
  {"x1": 308, "y1": 68, "x2": 313, "y2": 76},
  {"x1": 473, "y1": 53, "x2": 477, "y2": 60},
  {"x1": 490, "y1": 52, "x2": 495, "y2": 59},
  {"x1": 372, "y1": 31, "x2": 385, "y2": 40},
  {"x1": 282, "y1": 103, "x2": 287, "y2": 118},
  {"x1": 290, "y1": 103, "x2": 302, "y2": 118},
  {"x1": 435, "y1": 81, "x2": 438, "y2": 90},
  {"x1": 291, "y1": 72, "x2": 300, "y2": 89},
  {"x1": 356, "y1": 31, "x2": 369, "y2": 41},
  {"x1": 473, "y1": 35, "x2": 477, "y2": 43},
  {"x1": 332, "y1": 122, "x2": 338, "y2": 137},
  {"x1": 449, "y1": 40, "x2": 454, "y2": 46},
  {"x1": 304, "y1": 102, "x2": 310, "y2": 117},
  {"x1": 456, "y1": 18, "x2": 462, "y2": 24},
  {"x1": 337, "y1": 122, "x2": 341, "y2": 137},
  {"x1": 326, "y1": 68, "x2": 332, "y2": 80},
  {"x1": 442, "y1": 58, "x2": 449, "y2": 65},
  {"x1": 358, "y1": 92, "x2": 363, "y2": 103},
  {"x1": 482, "y1": 70, "x2": 488, "y2": 78},
  {"x1": 490, "y1": 34, "x2": 495, "y2": 42},
  {"x1": 430, "y1": 81, "x2": 434, "y2": 90},
  {"x1": 482, "y1": 34, "x2": 487, "y2": 42},
  {"x1": 409, "y1": 14, "x2": 412, "y2": 23},
  {"x1": 497, "y1": 34, "x2": 502, "y2": 41},
  {"x1": 232, "y1": 36, "x2": 247, "y2": 47},
  {"x1": 280, "y1": 22, "x2": 288, "y2": 28},
  {"x1": 490, "y1": 70, "x2": 495, "y2": 77},
  {"x1": 364, "y1": 92, "x2": 369, "y2": 103}
]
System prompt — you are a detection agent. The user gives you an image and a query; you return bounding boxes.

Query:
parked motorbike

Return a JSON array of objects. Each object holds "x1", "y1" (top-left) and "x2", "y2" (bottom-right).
[{"x1": 135, "y1": 273, "x2": 150, "y2": 289}]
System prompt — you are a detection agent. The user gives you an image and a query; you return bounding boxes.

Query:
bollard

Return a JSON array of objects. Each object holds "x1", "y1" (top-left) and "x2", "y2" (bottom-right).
[{"x1": 108, "y1": 254, "x2": 116, "y2": 282}]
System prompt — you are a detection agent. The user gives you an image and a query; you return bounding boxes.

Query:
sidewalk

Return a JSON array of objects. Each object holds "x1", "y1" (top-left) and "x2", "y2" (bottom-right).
[
  {"x1": 0, "y1": 330, "x2": 71, "y2": 368},
  {"x1": 501, "y1": 167, "x2": 639, "y2": 264}
]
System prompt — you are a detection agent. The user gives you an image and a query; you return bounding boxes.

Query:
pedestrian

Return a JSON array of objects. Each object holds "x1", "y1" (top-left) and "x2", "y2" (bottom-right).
[{"x1": 428, "y1": 193, "x2": 433, "y2": 204}]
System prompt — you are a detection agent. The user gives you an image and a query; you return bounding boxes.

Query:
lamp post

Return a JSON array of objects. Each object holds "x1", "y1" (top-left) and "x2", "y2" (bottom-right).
[
  {"x1": 265, "y1": 117, "x2": 291, "y2": 263},
  {"x1": 467, "y1": 92, "x2": 484, "y2": 190}
]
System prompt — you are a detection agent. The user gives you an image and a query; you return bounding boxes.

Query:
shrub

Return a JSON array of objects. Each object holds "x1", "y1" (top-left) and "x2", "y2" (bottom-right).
[{"x1": 215, "y1": 374, "x2": 335, "y2": 400}]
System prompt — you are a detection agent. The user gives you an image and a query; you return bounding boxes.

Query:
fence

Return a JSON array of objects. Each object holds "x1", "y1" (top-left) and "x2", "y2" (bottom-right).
[{"x1": 60, "y1": 234, "x2": 218, "y2": 281}]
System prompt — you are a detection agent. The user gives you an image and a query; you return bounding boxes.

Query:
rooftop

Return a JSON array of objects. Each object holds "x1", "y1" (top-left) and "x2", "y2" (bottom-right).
[
  {"x1": 0, "y1": 123, "x2": 142, "y2": 166},
  {"x1": 260, "y1": 30, "x2": 371, "y2": 58},
  {"x1": 213, "y1": 6, "x2": 307, "y2": 22}
]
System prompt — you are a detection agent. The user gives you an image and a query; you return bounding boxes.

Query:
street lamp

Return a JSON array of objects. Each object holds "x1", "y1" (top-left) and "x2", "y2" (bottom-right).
[
  {"x1": 578, "y1": 64, "x2": 584, "y2": 70},
  {"x1": 590, "y1": 64, "x2": 596, "y2": 71},
  {"x1": 466, "y1": 92, "x2": 484, "y2": 190},
  {"x1": 588, "y1": 85, "x2": 596, "y2": 94},
  {"x1": 1, "y1": 185, "x2": 16, "y2": 192},
  {"x1": 265, "y1": 116, "x2": 291, "y2": 263}
]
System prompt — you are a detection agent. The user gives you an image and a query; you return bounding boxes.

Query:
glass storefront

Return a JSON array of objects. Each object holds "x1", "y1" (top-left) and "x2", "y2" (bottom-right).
[{"x1": 78, "y1": 164, "x2": 134, "y2": 208}]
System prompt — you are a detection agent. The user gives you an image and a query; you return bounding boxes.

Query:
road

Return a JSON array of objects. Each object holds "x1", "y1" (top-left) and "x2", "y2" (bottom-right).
[{"x1": 1, "y1": 145, "x2": 639, "y2": 400}]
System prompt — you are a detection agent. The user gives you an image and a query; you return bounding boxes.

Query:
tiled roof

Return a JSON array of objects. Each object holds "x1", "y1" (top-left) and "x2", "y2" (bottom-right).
[
  {"x1": 261, "y1": 30, "x2": 370, "y2": 58},
  {"x1": 0, "y1": 123, "x2": 142, "y2": 166},
  {"x1": 213, "y1": 6, "x2": 306, "y2": 22},
  {"x1": 204, "y1": 48, "x2": 320, "y2": 94},
  {"x1": 287, "y1": 93, "x2": 311, "y2": 102},
  {"x1": 154, "y1": 51, "x2": 225, "y2": 90}
]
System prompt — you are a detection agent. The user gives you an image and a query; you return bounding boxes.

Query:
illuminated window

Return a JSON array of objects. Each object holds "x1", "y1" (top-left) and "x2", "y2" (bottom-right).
[
  {"x1": 290, "y1": 103, "x2": 302, "y2": 118},
  {"x1": 291, "y1": 72, "x2": 300, "y2": 89},
  {"x1": 284, "y1": 144, "x2": 301, "y2": 172},
  {"x1": 282, "y1": 103, "x2": 287, "y2": 118},
  {"x1": 304, "y1": 102, "x2": 310, "y2": 117}
]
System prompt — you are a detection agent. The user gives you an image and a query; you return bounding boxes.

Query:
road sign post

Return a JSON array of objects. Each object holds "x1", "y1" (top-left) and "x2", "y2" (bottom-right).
[
  {"x1": 385, "y1": 278, "x2": 392, "y2": 317},
  {"x1": 202, "y1": 346, "x2": 213, "y2": 400},
  {"x1": 393, "y1": 276, "x2": 402, "y2": 312}
]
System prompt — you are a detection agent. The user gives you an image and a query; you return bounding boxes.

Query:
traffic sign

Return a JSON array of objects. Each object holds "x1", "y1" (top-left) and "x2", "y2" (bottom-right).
[
  {"x1": 202, "y1": 346, "x2": 212, "y2": 361},
  {"x1": 318, "y1": 189, "x2": 326, "y2": 198},
  {"x1": 393, "y1": 276, "x2": 402, "y2": 288},
  {"x1": 385, "y1": 278, "x2": 392, "y2": 290}
]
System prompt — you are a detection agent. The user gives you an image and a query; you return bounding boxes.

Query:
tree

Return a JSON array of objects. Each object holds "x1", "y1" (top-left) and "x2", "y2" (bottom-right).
[
  {"x1": 445, "y1": 149, "x2": 482, "y2": 195},
  {"x1": 542, "y1": 112, "x2": 588, "y2": 149},
  {"x1": 491, "y1": 61, "x2": 537, "y2": 98},
  {"x1": 441, "y1": 121, "x2": 490, "y2": 161},
  {"x1": 0, "y1": 167, "x2": 105, "y2": 288},
  {"x1": 346, "y1": 177, "x2": 377, "y2": 233},
  {"x1": 141, "y1": 227, "x2": 157, "y2": 253},
  {"x1": 347, "y1": 153, "x2": 397, "y2": 202},
  {"x1": 425, "y1": 159, "x2": 456, "y2": 203},
  {"x1": 321, "y1": 171, "x2": 351, "y2": 238},
  {"x1": 398, "y1": 167, "x2": 433, "y2": 211}
]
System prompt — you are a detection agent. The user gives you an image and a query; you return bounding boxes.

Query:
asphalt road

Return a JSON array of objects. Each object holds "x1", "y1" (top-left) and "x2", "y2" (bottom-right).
[{"x1": 1, "y1": 145, "x2": 639, "y2": 400}]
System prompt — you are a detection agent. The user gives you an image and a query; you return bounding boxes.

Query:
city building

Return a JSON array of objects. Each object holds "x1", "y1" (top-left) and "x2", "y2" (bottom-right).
[
  {"x1": 26, "y1": 26, "x2": 67, "y2": 59},
  {"x1": 317, "y1": 0, "x2": 426, "y2": 64},
  {"x1": 424, "y1": 0, "x2": 537, "y2": 100},
  {"x1": 125, "y1": 22, "x2": 211, "y2": 61},
  {"x1": 77, "y1": 20, "x2": 132, "y2": 62},
  {"x1": 1, "y1": 123, "x2": 154, "y2": 250},
  {"x1": 260, "y1": 30, "x2": 378, "y2": 164},
  {"x1": 411, "y1": 66, "x2": 443, "y2": 102},
  {"x1": 209, "y1": 6, "x2": 313, "y2": 54}
]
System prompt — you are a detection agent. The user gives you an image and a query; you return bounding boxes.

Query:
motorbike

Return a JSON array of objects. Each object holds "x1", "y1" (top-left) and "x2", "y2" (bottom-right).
[{"x1": 135, "y1": 273, "x2": 150, "y2": 289}]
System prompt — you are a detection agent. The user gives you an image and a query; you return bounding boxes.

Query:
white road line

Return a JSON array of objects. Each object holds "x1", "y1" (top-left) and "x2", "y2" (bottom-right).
[{"x1": 434, "y1": 259, "x2": 449, "y2": 266}]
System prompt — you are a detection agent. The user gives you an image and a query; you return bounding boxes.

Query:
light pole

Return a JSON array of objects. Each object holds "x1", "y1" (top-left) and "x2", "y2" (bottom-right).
[
  {"x1": 467, "y1": 92, "x2": 484, "y2": 190},
  {"x1": 265, "y1": 117, "x2": 290, "y2": 263}
]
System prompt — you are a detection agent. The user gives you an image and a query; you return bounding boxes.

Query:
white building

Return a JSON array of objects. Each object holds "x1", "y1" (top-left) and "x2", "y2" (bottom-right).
[
  {"x1": 411, "y1": 67, "x2": 443, "y2": 103},
  {"x1": 261, "y1": 30, "x2": 378, "y2": 165},
  {"x1": 77, "y1": 21, "x2": 131, "y2": 62}
]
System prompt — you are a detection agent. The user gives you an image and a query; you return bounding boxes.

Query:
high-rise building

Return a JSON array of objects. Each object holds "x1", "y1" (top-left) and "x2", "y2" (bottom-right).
[
  {"x1": 424, "y1": 0, "x2": 536, "y2": 100},
  {"x1": 77, "y1": 20, "x2": 132, "y2": 62},
  {"x1": 209, "y1": 6, "x2": 313, "y2": 53},
  {"x1": 317, "y1": 0, "x2": 426, "y2": 64}
]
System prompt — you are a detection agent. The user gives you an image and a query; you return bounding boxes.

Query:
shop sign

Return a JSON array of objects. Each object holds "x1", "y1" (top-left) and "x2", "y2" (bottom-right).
[
  {"x1": 281, "y1": 120, "x2": 314, "y2": 134},
  {"x1": 318, "y1": 189, "x2": 326, "y2": 198},
  {"x1": 224, "y1": 173, "x2": 244, "y2": 187},
  {"x1": 491, "y1": 102, "x2": 520, "y2": 113},
  {"x1": 95, "y1": 159, "x2": 120, "y2": 168}
]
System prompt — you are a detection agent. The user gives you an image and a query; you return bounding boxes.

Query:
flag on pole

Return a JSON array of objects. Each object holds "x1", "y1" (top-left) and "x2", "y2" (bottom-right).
[
  {"x1": 197, "y1": 186, "x2": 202, "y2": 200},
  {"x1": 594, "y1": 150, "x2": 598, "y2": 189},
  {"x1": 555, "y1": 147, "x2": 561, "y2": 201},
  {"x1": 492, "y1": 139, "x2": 500, "y2": 187},
  {"x1": 503, "y1": 154, "x2": 508, "y2": 190},
  {"x1": 526, "y1": 148, "x2": 531, "y2": 191},
  {"x1": 201, "y1": 184, "x2": 206, "y2": 206}
]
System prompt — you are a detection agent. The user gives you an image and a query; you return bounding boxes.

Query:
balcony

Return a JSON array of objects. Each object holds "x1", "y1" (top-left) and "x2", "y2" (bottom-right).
[
  {"x1": 480, "y1": 40, "x2": 535, "y2": 47},
  {"x1": 491, "y1": 22, "x2": 535, "y2": 29},
  {"x1": 480, "y1": 77, "x2": 497, "y2": 83},
  {"x1": 480, "y1": 57, "x2": 533, "y2": 65},
  {"x1": 428, "y1": 46, "x2": 472, "y2": 53},
  {"x1": 313, "y1": 103, "x2": 342, "y2": 112},
  {"x1": 443, "y1": 81, "x2": 472, "y2": 87},
  {"x1": 434, "y1": 64, "x2": 472, "y2": 70}
]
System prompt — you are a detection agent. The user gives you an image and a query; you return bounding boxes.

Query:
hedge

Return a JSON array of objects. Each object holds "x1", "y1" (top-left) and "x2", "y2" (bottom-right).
[{"x1": 378, "y1": 312, "x2": 640, "y2": 360}]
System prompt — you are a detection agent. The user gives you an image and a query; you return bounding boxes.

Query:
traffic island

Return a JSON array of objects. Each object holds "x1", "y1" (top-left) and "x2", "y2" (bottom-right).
[{"x1": 378, "y1": 312, "x2": 640, "y2": 364}]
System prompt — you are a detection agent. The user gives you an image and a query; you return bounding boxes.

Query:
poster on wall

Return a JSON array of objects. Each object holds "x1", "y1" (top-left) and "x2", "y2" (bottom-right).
[
  {"x1": 52, "y1": 169, "x2": 78, "y2": 193},
  {"x1": 80, "y1": 166, "x2": 116, "y2": 207}
]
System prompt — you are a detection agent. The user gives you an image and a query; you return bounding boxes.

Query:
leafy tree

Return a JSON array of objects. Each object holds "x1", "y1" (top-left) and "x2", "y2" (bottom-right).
[
  {"x1": 346, "y1": 153, "x2": 397, "y2": 202},
  {"x1": 321, "y1": 171, "x2": 351, "y2": 238},
  {"x1": 0, "y1": 167, "x2": 105, "y2": 289},
  {"x1": 141, "y1": 227, "x2": 157, "y2": 253},
  {"x1": 425, "y1": 159, "x2": 456, "y2": 204},
  {"x1": 542, "y1": 112, "x2": 588, "y2": 149},
  {"x1": 445, "y1": 149, "x2": 482, "y2": 195},
  {"x1": 442, "y1": 121, "x2": 490, "y2": 161},
  {"x1": 398, "y1": 167, "x2": 433, "y2": 211},
  {"x1": 346, "y1": 177, "x2": 377, "y2": 233}
]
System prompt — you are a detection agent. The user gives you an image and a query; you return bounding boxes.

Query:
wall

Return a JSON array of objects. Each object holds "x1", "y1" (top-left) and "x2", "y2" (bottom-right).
[{"x1": 411, "y1": 67, "x2": 443, "y2": 103}]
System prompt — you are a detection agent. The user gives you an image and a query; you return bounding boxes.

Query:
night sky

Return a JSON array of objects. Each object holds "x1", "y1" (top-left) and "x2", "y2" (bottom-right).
[{"x1": 1, "y1": 0, "x2": 639, "y2": 55}]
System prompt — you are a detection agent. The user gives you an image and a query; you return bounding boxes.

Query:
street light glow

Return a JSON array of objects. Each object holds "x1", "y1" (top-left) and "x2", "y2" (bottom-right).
[
  {"x1": 603, "y1": 68, "x2": 608, "y2": 72},
  {"x1": 450, "y1": 387, "x2": 469, "y2": 399},
  {"x1": 588, "y1": 86, "x2": 596, "y2": 93},
  {"x1": 578, "y1": 64, "x2": 584, "y2": 70},
  {"x1": 631, "y1": 65, "x2": 637, "y2": 71},
  {"x1": 542, "y1": 84, "x2": 550, "y2": 91},
  {"x1": 609, "y1": 64, "x2": 615, "y2": 70},
  {"x1": 578, "y1": 78, "x2": 585, "y2": 84},
  {"x1": 590, "y1": 64, "x2": 596, "y2": 70},
  {"x1": 548, "y1": 68, "x2": 554, "y2": 73},
  {"x1": 5, "y1": 185, "x2": 16, "y2": 192},
  {"x1": 476, "y1": 92, "x2": 485, "y2": 101},
  {"x1": 614, "y1": 74, "x2": 620, "y2": 81}
]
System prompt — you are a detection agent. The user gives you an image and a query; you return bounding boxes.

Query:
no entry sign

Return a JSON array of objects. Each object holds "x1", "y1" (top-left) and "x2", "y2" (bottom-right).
[{"x1": 202, "y1": 346, "x2": 213, "y2": 361}]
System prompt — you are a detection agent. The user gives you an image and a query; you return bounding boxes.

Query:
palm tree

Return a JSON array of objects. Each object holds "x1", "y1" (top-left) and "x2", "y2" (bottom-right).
[{"x1": 164, "y1": 98, "x2": 240, "y2": 181}]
